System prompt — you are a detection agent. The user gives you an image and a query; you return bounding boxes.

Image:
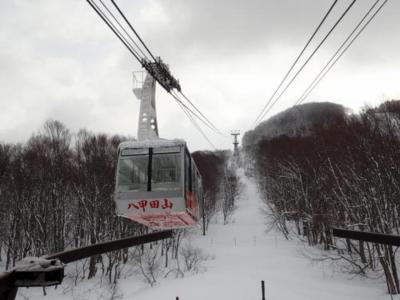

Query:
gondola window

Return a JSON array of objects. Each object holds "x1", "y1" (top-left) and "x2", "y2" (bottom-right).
[
  {"x1": 118, "y1": 156, "x2": 148, "y2": 191},
  {"x1": 152, "y1": 153, "x2": 181, "y2": 190}
]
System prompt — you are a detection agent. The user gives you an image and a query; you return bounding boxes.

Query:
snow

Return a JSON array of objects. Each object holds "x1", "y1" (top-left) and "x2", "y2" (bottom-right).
[
  {"x1": 16, "y1": 168, "x2": 398, "y2": 299},
  {"x1": 118, "y1": 169, "x2": 393, "y2": 300},
  {"x1": 15, "y1": 257, "x2": 62, "y2": 271},
  {"x1": 119, "y1": 138, "x2": 186, "y2": 150}
]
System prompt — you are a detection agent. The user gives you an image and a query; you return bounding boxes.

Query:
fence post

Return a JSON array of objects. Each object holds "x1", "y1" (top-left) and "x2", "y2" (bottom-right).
[
  {"x1": 202, "y1": 194, "x2": 206, "y2": 236},
  {"x1": 261, "y1": 280, "x2": 265, "y2": 300}
]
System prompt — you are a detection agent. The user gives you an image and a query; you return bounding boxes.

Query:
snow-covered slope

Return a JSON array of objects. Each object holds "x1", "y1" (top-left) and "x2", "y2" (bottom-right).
[
  {"x1": 119, "y1": 169, "x2": 392, "y2": 300},
  {"x1": 17, "y1": 169, "x2": 395, "y2": 299}
]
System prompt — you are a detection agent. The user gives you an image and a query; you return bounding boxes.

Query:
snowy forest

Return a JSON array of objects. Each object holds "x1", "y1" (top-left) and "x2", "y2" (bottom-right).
[
  {"x1": 0, "y1": 120, "x2": 238, "y2": 288},
  {"x1": 244, "y1": 100, "x2": 400, "y2": 294},
  {"x1": 4, "y1": 99, "x2": 400, "y2": 296}
]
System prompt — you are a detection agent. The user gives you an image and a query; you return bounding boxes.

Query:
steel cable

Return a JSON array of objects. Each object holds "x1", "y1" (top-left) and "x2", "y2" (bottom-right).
[
  {"x1": 176, "y1": 99, "x2": 217, "y2": 150},
  {"x1": 255, "y1": 0, "x2": 357, "y2": 126},
  {"x1": 296, "y1": 0, "x2": 389, "y2": 106},
  {"x1": 97, "y1": 0, "x2": 150, "y2": 61},
  {"x1": 87, "y1": 0, "x2": 143, "y2": 63},
  {"x1": 253, "y1": 0, "x2": 339, "y2": 125},
  {"x1": 110, "y1": 0, "x2": 159, "y2": 63}
]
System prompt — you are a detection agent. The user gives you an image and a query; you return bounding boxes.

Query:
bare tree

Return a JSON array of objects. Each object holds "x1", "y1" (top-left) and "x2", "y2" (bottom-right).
[{"x1": 246, "y1": 100, "x2": 400, "y2": 294}]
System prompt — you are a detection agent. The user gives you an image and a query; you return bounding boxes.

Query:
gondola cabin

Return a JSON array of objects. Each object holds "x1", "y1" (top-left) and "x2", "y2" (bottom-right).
[{"x1": 115, "y1": 139, "x2": 203, "y2": 229}]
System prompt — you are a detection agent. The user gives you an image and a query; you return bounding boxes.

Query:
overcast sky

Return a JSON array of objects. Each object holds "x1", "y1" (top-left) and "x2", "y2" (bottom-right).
[{"x1": 1, "y1": 0, "x2": 399, "y2": 151}]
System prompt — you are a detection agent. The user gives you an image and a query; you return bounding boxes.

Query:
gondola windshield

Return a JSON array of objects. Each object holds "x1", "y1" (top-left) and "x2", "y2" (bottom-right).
[{"x1": 117, "y1": 146, "x2": 181, "y2": 192}]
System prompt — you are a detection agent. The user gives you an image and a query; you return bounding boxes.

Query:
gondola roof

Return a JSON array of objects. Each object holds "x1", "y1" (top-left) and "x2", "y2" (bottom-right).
[{"x1": 118, "y1": 138, "x2": 187, "y2": 150}]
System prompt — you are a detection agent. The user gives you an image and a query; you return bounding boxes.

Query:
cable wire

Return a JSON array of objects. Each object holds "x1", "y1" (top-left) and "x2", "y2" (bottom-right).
[
  {"x1": 295, "y1": 0, "x2": 389, "y2": 106},
  {"x1": 178, "y1": 91, "x2": 222, "y2": 134},
  {"x1": 253, "y1": 0, "x2": 339, "y2": 125},
  {"x1": 170, "y1": 91, "x2": 221, "y2": 135},
  {"x1": 87, "y1": 0, "x2": 143, "y2": 63},
  {"x1": 255, "y1": 0, "x2": 357, "y2": 126},
  {"x1": 176, "y1": 99, "x2": 217, "y2": 150},
  {"x1": 97, "y1": 0, "x2": 150, "y2": 61},
  {"x1": 110, "y1": 0, "x2": 158, "y2": 63}
]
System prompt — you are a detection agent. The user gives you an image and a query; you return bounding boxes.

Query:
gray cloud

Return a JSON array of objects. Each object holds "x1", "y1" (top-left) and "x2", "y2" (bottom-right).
[{"x1": 1, "y1": 0, "x2": 400, "y2": 150}]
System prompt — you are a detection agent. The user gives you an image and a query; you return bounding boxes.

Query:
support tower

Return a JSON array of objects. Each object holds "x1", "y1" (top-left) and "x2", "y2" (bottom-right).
[
  {"x1": 231, "y1": 130, "x2": 240, "y2": 157},
  {"x1": 133, "y1": 71, "x2": 159, "y2": 140}
]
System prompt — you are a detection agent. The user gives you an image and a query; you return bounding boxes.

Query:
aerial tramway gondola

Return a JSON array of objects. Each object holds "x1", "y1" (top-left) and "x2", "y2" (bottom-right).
[
  {"x1": 84, "y1": 0, "x2": 208, "y2": 229},
  {"x1": 114, "y1": 71, "x2": 204, "y2": 229}
]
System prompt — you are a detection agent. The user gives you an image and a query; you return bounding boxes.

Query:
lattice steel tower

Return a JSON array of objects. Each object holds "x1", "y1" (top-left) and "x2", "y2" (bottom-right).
[{"x1": 231, "y1": 130, "x2": 240, "y2": 157}]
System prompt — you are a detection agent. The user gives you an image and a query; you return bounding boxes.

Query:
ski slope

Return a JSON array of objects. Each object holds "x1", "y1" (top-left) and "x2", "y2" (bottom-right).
[
  {"x1": 17, "y1": 169, "x2": 396, "y2": 299},
  {"x1": 120, "y1": 169, "x2": 394, "y2": 300}
]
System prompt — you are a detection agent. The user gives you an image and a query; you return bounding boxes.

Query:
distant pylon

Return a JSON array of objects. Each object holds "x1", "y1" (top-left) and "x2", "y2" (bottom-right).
[{"x1": 231, "y1": 130, "x2": 240, "y2": 157}]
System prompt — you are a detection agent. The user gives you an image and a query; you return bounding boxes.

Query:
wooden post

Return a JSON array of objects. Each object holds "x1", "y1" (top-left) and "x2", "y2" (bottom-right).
[
  {"x1": 261, "y1": 280, "x2": 266, "y2": 300},
  {"x1": 0, "y1": 272, "x2": 18, "y2": 300},
  {"x1": 202, "y1": 194, "x2": 206, "y2": 236}
]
